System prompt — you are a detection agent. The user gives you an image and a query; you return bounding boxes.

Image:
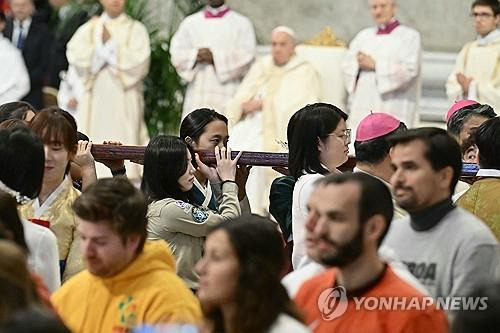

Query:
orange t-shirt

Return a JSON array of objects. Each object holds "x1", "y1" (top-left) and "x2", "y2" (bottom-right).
[{"x1": 295, "y1": 266, "x2": 448, "y2": 333}]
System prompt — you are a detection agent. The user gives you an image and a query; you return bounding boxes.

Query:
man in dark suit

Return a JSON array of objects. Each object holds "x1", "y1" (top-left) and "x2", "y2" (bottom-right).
[{"x1": 4, "y1": 0, "x2": 52, "y2": 109}]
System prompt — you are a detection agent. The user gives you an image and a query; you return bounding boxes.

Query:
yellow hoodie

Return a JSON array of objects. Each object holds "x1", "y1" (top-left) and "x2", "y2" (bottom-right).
[{"x1": 51, "y1": 241, "x2": 202, "y2": 333}]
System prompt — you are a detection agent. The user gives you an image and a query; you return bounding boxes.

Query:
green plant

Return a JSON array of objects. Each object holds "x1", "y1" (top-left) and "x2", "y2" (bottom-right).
[{"x1": 126, "y1": 0, "x2": 204, "y2": 136}]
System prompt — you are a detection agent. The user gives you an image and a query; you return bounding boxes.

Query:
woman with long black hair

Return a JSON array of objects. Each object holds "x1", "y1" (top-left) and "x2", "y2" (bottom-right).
[{"x1": 143, "y1": 135, "x2": 242, "y2": 290}]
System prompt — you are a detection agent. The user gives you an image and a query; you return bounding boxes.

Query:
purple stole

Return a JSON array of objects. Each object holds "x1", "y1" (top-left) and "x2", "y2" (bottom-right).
[{"x1": 377, "y1": 19, "x2": 400, "y2": 35}]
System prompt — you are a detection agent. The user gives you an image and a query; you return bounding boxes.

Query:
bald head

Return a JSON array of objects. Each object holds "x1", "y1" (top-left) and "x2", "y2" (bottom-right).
[
  {"x1": 271, "y1": 26, "x2": 296, "y2": 66},
  {"x1": 369, "y1": 0, "x2": 397, "y2": 26}
]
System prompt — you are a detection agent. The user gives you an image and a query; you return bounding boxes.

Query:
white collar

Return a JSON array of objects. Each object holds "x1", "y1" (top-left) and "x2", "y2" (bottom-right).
[
  {"x1": 100, "y1": 12, "x2": 125, "y2": 23},
  {"x1": 15, "y1": 16, "x2": 32, "y2": 29},
  {"x1": 477, "y1": 28, "x2": 500, "y2": 46},
  {"x1": 205, "y1": 4, "x2": 229, "y2": 15},
  {"x1": 476, "y1": 168, "x2": 500, "y2": 177},
  {"x1": 33, "y1": 176, "x2": 70, "y2": 218}
]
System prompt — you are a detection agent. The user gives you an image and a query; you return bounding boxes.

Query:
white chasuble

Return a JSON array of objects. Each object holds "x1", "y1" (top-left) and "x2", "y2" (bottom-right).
[
  {"x1": 226, "y1": 54, "x2": 321, "y2": 214},
  {"x1": 67, "y1": 14, "x2": 150, "y2": 179},
  {"x1": 446, "y1": 29, "x2": 500, "y2": 112}
]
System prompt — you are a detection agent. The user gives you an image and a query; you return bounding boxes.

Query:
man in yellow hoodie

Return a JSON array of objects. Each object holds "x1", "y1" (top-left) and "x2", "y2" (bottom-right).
[{"x1": 51, "y1": 178, "x2": 201, "y2": 333}]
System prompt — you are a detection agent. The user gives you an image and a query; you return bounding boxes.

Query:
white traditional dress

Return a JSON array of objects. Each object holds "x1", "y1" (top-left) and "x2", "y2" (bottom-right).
[
  {"x1": 0, "y1": 34, "x2": 30, "y2": 104},
  {"x1": 170, "y1": 5, "x2": 256, "y2": 118},
  {"x1": 67, "y1": 13, "x2": 150, "y2": 178},
  {"x1": 342, "y1": 20, "x2": 421, "y2": 141},
  {"x1": 226, "y1": 54, "x2": 321, "y2": 214},
  {"x1": 446, "y1": 29, "x2": 500, "y2": 112}
]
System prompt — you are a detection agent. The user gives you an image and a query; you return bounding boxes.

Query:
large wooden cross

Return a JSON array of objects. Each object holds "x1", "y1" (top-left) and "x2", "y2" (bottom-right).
[{"x1": 90, "y1": 144, "x2": 478, "y2": 180}]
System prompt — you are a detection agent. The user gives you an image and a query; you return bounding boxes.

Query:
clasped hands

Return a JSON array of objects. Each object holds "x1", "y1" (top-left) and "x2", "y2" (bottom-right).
[
  {"x1": 357, "y1": 51, "x2": 376, "y2": 71},
  {"x1": 456, "y1": 73, "x2": 473, "y2": 95},
  {"x1": 196, "y1": 48, "x2": 214, "y2": 65}
]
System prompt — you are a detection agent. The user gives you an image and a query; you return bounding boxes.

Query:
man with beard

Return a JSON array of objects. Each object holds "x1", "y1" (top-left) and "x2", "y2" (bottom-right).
[
  {"x1": 294, "y1": 173, "x2": 448, "y2": 333},
  {"x1": 383, "y1": 128, "x2": 499, "y2": 300}
]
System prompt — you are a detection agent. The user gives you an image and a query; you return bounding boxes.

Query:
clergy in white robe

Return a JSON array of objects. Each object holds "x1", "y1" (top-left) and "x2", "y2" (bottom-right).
[
  {"x1": 57, "y1": 65, "x2": 84, "y2": 118},
  {"x1": 226, "y1": 26, "x2": 321, "y2": 214},
  {"x1": 66, "y1": 2, "x2": 150, "y2": 179},
  {"x1": 446, "y1": 0, "x2": 499, "y2": 112},
  {"x1": 0, "y1": 32, "x2": 30, "y2": 104},
  {"x1": 170, "y1": 0, "x2": 256, "y2": 119},
  {"x1": 342, "y1": 0, "x2": 421, "y2": 143}
]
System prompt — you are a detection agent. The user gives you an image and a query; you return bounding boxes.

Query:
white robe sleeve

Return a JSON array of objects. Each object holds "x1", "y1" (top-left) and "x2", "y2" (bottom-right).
[
  {"x1": 111, "y1": 22, "x2": 150, "y2": 89},
  {"x1": 66, "y1": 18, "x2": 100, "y2": 85},
  {"x1": 36, "y1": 228, "x2": 61, "y2": 293},
  {"x1": 170, "y1": 19, "x2": 199, "y2": 83},
  {"x1": 446, "y1": 43, "x2": 469, "y2": 102},
  {"x1": 90, "y1": 39, "x2": 118, "y2": 74},
  {"x1": 375, "y1": 31, "x2": 421, "y2": 95},
  {"x1": 57, "y1": 65, "x2": 84, "y2": 112},
  {"x1": 211, "y1": 18, "x2": 256, "y2": 83},
  {"x1": 342, "y1": 33, "x2": 362, "y2": 94},
  {"x1": 476, "y1": 66, "x2": 500, "y2": 106},
  {"x1": 67, "y1": 18, "x2": 150, "y2": 90},
  {"x1": 225, "y1": 59, "x2": 267, "y2": 125},
  {"x1": 0, "y1": 50, "x2": 30, "y2": 103}
]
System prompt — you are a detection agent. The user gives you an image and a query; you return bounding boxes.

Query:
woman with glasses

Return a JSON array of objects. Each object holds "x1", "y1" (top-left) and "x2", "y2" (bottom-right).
[{"x1": 288, "y1": 103, "x2": 349, "y2": 270}]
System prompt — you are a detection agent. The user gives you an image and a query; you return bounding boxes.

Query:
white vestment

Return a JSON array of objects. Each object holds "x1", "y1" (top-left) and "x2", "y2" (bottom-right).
[
  {"x1": 0, "y1": 35, "x2": 30, "y2": 104},
  {"x1": 67, "y1": 13, "x2": 150, "y2": 179},
  {"x1": 227, "y1": 54, "x2": 321, "y2": 214},
  {"x1": 446, "y1": 29, "x2": 500, "y2": 112},
  {"x1": 170, "y1": 8, "x2": 256, "y2": 118},
  {"x1": 57, "y1": 65, "x2": 84, "y2": 118},
  {"x1": 342, "y1": 24, "x2": 421, "y2": 141}
]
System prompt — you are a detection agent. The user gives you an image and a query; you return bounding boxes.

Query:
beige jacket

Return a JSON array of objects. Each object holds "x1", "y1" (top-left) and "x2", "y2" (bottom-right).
[{"x1": 147, "y1": 182, "x2": 241, "y2": 289}]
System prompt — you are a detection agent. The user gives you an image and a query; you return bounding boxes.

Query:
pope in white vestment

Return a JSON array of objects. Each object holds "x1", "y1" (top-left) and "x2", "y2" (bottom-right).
[
  {"x1": 67, "y1": 2, "x2": 150, "y2": 179},
  {"x1": 170, "y1": 0, "x2": 256, "y2": 119},
  {"x1": 446, "y1": 3, "x2": 499, "y2": 113},
  {"x1": 0, "y1": 32, "x2": 30, "y2": 104},
  {"x1": 226, "y1": 27, "x2": 321, "y2": 214},
  {"x1": 342, "y1": 0, "x2": 421, "y2": 143}
]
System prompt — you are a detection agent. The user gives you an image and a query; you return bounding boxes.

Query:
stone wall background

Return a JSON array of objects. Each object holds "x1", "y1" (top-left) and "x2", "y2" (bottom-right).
[{"x1": 148, "y1": 0, "x2": 477, "y2": 52}]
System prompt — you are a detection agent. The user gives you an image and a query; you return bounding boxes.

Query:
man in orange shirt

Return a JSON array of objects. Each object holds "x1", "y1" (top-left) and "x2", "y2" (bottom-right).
[{"x1": 294, "y1": 173, "x2": 448, "y2": 332}]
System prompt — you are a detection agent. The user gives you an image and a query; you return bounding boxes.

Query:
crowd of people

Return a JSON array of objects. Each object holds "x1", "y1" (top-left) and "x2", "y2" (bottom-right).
[{"x1": 0, "y1": 0, "x2": 499, "y2": 332}]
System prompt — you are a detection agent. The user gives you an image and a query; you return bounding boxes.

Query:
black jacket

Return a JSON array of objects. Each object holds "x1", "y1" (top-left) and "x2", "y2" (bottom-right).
[
  {"x1": 4, "y1": 16, "x2": 53, "y2": 109},
  {"x1": 47, "y1": 6, "x2": 89, "y2": 89}
]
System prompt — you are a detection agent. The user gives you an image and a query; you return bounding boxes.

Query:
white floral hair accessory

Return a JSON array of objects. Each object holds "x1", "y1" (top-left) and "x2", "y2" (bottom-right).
[{"x1": 0, "y1": 180, "x2": 30, "y2": 204}]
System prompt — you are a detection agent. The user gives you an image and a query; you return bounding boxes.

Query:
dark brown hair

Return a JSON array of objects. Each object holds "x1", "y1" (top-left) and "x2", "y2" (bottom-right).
[
  {"x1": 72, "y1": 178, "x2": 148, "y2": 254},
  {"x1": 203, "y1": 215, "x2": 304, "y2": 333},
  {"x1": 0, "y1": 241, "x2": 35, "y2": 324},
  {"x1": 29, "y1": 107, "x2": 77, "y2": 155}
]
